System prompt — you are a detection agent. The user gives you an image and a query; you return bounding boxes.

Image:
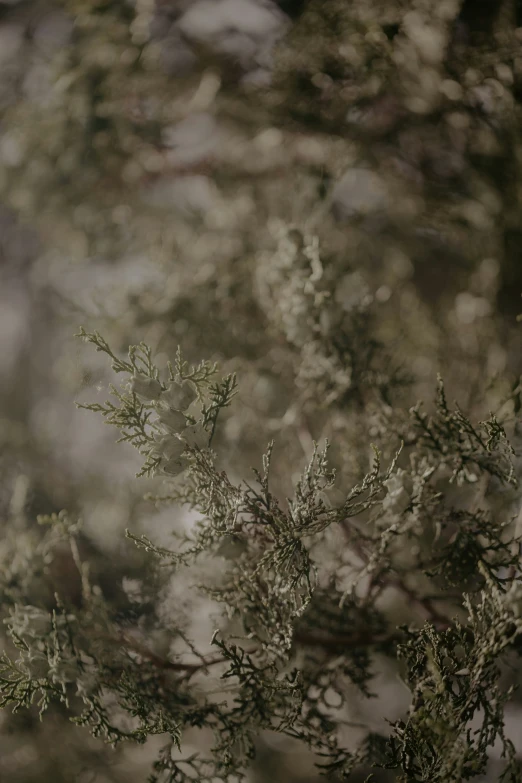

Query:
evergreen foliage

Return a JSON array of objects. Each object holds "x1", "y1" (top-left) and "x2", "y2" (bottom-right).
[
  {"x1": 1, "y1": 328, "x2": 521, "y2": 782},
  {"x1": 2, "y1": 1, "x2": 522, "y2": 781}
]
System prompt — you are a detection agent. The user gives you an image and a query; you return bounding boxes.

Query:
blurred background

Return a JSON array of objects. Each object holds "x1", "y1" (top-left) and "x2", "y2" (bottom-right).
[{"x1": 1, "y1": 0, "x2": 522, "y2": 780}]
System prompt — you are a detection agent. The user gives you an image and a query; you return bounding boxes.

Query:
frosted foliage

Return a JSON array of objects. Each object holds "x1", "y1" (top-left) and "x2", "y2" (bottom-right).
[
  {"x1": 331, "y1": 169, "x2": 389, "y2": 219},
  {"x1": 179, "y1": 0, "x2": 284, "y2": 41},
  {"x1": 403, "y1": 11, "x2": 449, "y2": 66},
  {"x1": 162, "y1": 113, "x2": 218, "y2": 166},
  {"x1": 141, "y1": 175, "x2": 217, "y2": 215},
  {"x1": 256, "y1": 224, "x2": 326, "y2": 348},
  {"x1": 1, "y1": 0, "x2": 522, "y2": 781}
]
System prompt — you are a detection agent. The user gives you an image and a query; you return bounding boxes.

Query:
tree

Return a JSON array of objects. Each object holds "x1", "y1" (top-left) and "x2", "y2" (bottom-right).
[
  {"x1": 1, "y1": 1, "x2": 522, "y2": 782},
  {"x1": 2, "y1": 325, "x2": 522, "y2": 782}
]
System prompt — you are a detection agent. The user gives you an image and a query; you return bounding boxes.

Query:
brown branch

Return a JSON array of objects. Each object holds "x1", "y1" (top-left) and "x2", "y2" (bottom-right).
[
  {"x1": 118, "y1": 633, "x2": 202, "y2": 672},
  {"x1": 96, "y1": 630, "x2": 226, "y2": 676},
  {"x1": 385, "y1": 575, "x2": 452, "y2": 627},
  {"x1": 119, "y1": 626, "x2": 400, "y2": 670},
  {"x1": 294, "y1": 628, "x2": 402, "y2": 651},
  {"x1": 339, "y1": 518, "x2": 454, "y2": 627}
]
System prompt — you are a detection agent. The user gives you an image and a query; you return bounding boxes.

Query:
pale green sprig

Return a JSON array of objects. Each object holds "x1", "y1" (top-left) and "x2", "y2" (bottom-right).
[
  {"x1": 75, "y1": 331, "x2": 231, "y2": 478},
  {"x1": 170, "y1": 344, "x2": 219, "y2": 387},
  {"x1": 410, "y1": 376, "x2": 516, "y2": 486},
  {"x1": 76, "y1": 327, "x2": 159, "y2": 378}
]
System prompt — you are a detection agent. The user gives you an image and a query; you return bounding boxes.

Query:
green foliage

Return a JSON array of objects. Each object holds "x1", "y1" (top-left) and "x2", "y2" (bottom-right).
[
  {"x1": 74, "y1": 328, "x2": 231, "y2": 478},
  {"x1": 3, "y1": 0, "x2": 522, "y2": 780},
  {"x1": 1, "y1": 334, "x2": 521, "y2": 782},
  {"x1": 409, "y1": 376, "x2": 516, "y2": 486},
  {"x1": 387, "y1": 571, "x2": 522, "y2": 782}
]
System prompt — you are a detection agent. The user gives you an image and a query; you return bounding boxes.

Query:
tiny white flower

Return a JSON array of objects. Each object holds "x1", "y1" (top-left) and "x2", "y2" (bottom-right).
[
  {"x1": 180, "y1": 422, "x2": 208, "y2": 449},
  {"x1": 383, "y1": 469, "x2": 411, "y2": 514},
  {"x1": 7, "y1": 605, "x2": 52, "y2": 638},
  {"x1": 25, "y1": 649, "x2": 50, "y2": 679},
  {"x1": 76, "y1": 669, "x2": 99, "y2": 699},
  {"x1": 160, "y1": 455, "x2": 190, "y2": 476},
  {"x1": 129, "y1": 373, "x2": 163, "y2": 401},
  {"x1": 49, "y1": 657, "x2": 80, "y2": 685},
  {"x1": 150, "y1": 435, "x2": 186, "y2": 461},
  {"x1": 121, "y1": 577, "x2": 145, "y2": 604},
  {"x1": 503, "y1": 582, "x2": 522, "y2": 619},
  {"x1": 160, "y1": 379, "x2": 197, "y2": 411},
  {"x1": 154, "y1": 406, "x2": 187, "y2": 433}
]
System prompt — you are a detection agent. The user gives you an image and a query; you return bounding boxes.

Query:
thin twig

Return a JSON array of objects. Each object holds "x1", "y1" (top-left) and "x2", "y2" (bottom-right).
[{"x1": 118, "y1": 632, "x2": 225, "y2": 674}]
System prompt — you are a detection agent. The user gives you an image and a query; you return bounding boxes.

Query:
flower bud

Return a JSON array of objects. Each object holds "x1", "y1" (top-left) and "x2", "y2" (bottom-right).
[
  {"x1": 150, "y1": 435, "x2": 186, "y2": 461},
  {"x1": 76, "y1": 670, "x2": 99, "y2": 698},
  {"x1": 180, "y1": 422, "x2": 208, "y2": 449},
  {"x1": 160, "y1": 380, "x2": 197, "y2": 411},
  {"x1": 155, "y1": 406, "x2": 187, "y2": 433},
  {"x1": 8, "y1": 605, "x2": 52, "y2": 638},
  {"x1": 382, "y1": 469, "x2": 411, "y2": 514},
  {"x1": 26, "y1": 650, "x2": 50, "y2": 679},
  {"x1": 129, "y1": 373, "x2": 163, "y2": 401},
  {"x1": 160, "y1": 455, "x2": 190, "y2": 476},
  {"x1": 49, "y1": 657, "x2": 80, "y2": 685}
]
